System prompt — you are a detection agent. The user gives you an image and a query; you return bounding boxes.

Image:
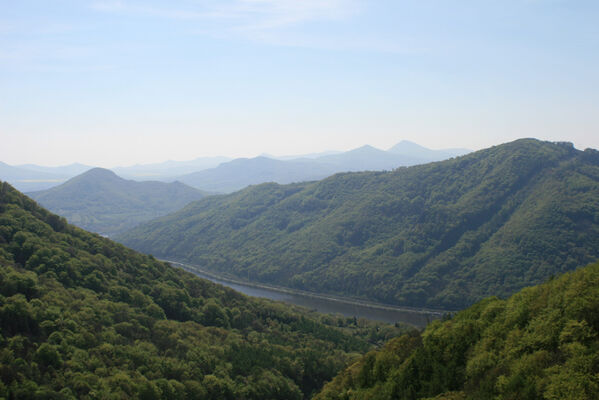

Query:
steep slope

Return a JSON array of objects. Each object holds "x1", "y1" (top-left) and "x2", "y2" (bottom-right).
[
  {"x1": 118, "y1": 139, "x2": 599, "y2": 310},
  {"x1": 315, "y1": 259, "x2": 599, "y2": 400},
  {"x1": 0, "y1": 182, "x2": 400, "y2": 399},
  {"x1": 28, "y1": 168, "x2": 208, "y2": 236}
]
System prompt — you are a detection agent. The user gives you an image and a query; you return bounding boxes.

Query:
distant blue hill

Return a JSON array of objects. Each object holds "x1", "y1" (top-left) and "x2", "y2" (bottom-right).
[
  {"x1": 1, "y1": 141, "x2": 471, "y2": 193},
  {"x1": 178, "y1": 142, "x2": 471, "y2": 193},
  {"x1": 28, "y1": 168, "x2": 208, "y2": 236},
  {"x1": 0, "y1": 162, "x2": 76, "y2": 192}
]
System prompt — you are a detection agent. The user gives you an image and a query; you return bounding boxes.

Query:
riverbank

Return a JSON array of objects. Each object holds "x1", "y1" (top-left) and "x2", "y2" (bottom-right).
[{"x1": 163, "y1": 259, "x2": 449, "y2": 319}]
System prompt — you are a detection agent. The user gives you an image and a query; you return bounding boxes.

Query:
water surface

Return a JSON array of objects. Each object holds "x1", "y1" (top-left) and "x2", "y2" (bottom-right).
[{"x1": 172, "y1": 261, "x2": 444, "y2": 328}]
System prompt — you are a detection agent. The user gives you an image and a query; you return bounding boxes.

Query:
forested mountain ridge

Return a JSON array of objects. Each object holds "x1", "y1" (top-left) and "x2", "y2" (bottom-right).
[
  {"x1": 0, "y1": 182, "x2": 402, "y2": 399},
  {"x1": 314, "y1": 259, "x2": 599, "y2": 399},
  {"x1": 28, "y1": 168, "x2": 208, "y2": 236},
  {"x1": 118, "y1": 139, "x2": 599, "y2": 310}
]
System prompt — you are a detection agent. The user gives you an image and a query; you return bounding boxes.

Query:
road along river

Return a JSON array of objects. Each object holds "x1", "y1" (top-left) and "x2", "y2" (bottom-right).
[{"x1": 166, "y1": 260, "x2": 447, "y2": 328}]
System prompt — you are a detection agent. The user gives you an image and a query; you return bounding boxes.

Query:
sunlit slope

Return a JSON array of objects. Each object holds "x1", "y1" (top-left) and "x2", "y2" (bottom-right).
[
  {"x1": 315, "y1": 259, "x2": 599, "y2": 400},
  {"x1": 119, "y1": 139, "x2": 599, "y2": 310},
  {"x1": 0, "y1": 182, "x2": 394, "y2": 399}
]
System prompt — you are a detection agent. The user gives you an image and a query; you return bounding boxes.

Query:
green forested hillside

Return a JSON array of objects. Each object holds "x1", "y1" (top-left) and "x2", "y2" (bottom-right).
[
  {"x1": 315, "y1": 259, "x2": 599, "y2": 400},
  {"x1": 118, "y1": 139, "x2": 599, "y2": 310},
  {"x1": 28, "y1": 168, "x2": 208, "y2": 236},
  {"x1": 0, "y1": 182, "x2": 403, "y2": 399}
]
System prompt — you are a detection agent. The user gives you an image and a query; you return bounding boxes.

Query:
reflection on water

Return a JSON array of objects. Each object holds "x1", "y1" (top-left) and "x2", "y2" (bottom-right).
[{"x1": 188, "y1": 268, "x2": 442, "y2": 328}]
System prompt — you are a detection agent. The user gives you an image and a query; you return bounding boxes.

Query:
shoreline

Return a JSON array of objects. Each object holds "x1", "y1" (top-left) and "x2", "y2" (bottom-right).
[{"x1": 162, "y1": 259, "x2": 449, "y2": 317}]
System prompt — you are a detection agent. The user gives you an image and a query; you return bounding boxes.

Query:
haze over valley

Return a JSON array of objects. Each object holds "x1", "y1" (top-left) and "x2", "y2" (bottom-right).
[
  {"x1": 3, "y1": 1, "x2": 599, "y2": 398},
  {"x1": 118, "y1": 139, "x2": 599, "y2": 310},
  {"x1": 1, "y1": 141, "x2": 470, "y2": 193},
  {"x1": 27, "y1": 168, "x2": 209, "y2": 236},
  {"x1": 2, "y1": 138, "x2": 599, "y2": 398}
]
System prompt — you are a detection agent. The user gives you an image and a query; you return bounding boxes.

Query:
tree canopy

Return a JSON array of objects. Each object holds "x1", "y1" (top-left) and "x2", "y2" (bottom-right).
[
  {"x1": 118, "y1": 139, "x2": 599, "y2": 310},
  {"x1": 315, "y1": 259, "x2": 599, "y2": 400},
  {"x1": 0, "y1": 182, "x2": 405, "y2": 399}
]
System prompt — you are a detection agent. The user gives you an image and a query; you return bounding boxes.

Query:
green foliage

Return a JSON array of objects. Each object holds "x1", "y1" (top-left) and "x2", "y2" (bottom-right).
[
  {"x1": 118, "y1": 139, "x2": 599, "y2": 309},
  {"x1": 28, "y1": 168, "x2": 208, "y2": 236},
  {"x1": 314, "y1": 260, "x2": 599, "y2": 400},
  {"x1": 0, "y1": 182, "x2": 405, "y2": 399}
]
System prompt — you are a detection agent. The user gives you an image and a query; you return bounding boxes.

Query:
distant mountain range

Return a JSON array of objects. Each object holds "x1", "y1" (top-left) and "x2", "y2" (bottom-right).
[
  {"x1": 15, "y1": 162, "x2": 93, "y2": 176},
  {"x1": 0, "y1": 141, "x2": 470, "y2": 192},
  {"x1": 0, "y1": 157, "x2": 231, "y2": 191},
  {"x1": 28, "y1": 168, "x2": 208, "y2": 236},
  {"x1": 388, "y1": 140, "x2": 471, "y2": 161},
  {"x1": 177, "y1": 142, "x2": 471, "y2": 193},
  {"x1": 176, "y1": 157, "x2": 337, "y2": 193},
  {"x1": 0, "y1": 162, "x2": 89, "y2": 192},
  {"x1": 112, "y1": 156, "x2": 232, "y2": 180},
  {"x1": 118, "y1": 139, "x2": 599, "y2": 310}
]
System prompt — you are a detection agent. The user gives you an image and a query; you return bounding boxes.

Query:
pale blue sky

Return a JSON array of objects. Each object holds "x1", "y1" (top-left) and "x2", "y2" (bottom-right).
[{"x1": 2, "y1": 0, "x2": 598, "y2": 167}]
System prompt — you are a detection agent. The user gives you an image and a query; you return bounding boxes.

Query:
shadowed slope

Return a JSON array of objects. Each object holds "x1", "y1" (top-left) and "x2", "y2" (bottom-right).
[
  {"x1": 119, "y1": 139, "x2": 599, "y2": 310},
  {"x1": 0, "y1": 182, "x2": 401, "y2": 399},
  {"x1": 315, "y1": 259, "x2": 599, "y2": 399}
]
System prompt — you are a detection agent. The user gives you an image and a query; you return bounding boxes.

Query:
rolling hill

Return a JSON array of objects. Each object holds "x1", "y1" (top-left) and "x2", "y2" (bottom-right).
[
  {"x1": 177, "y1": 156, "x2": 338, "y2": 193},
  {"x1": 0, "y1": 182, "x2": 402, "y2": 399},
  {"x1": 118, "y1": 139, "x2": 599, "y2": 310},
  {"x1": 1, "y1": 141, "x2": 468, "y2": 194},
  {"x1": 313, "y1": 145, "x2": 422, "y2": 171},
  {"x1": 388, "y1": 140, "x2": 471, "y2": 162},
  {"x1": 28, "y1": 168, "x2": 209, "y2": 236},
  {"x1": 112, "y1": 156, "x2": 231, "y2": 181},
  {"x1": 177, "y1": 143, "x2": 470, "y2": 193}
]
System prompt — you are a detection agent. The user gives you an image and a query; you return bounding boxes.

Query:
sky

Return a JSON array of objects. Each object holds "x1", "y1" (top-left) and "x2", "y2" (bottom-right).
[{"x1": 1, "y1": 0, "x2": 599, "y2": 167}]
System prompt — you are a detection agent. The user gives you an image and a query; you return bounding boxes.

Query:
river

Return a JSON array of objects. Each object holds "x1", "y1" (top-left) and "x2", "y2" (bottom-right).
[{"x1": 167, "y1": 260, "x2": 445, "y2": 328}]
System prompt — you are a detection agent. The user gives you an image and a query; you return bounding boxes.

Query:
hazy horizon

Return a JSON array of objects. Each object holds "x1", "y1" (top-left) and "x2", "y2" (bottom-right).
[
  {"x1": 4, "y1": 139, "x2": 473, "y2": 169},
  {"x1": 3, "y1": 137, "x2": 597, "y2": 170},
  {"x1": 2, "y1": 1, "x2": 598, "y2": 167}
]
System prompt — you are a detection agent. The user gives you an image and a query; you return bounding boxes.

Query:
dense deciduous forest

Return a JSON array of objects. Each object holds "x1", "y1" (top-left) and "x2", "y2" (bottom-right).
[
  {"x1": 28, "y1": 168, "x2": 208, "y2": 237},
  {"x1": 118, "y1": 139, "x2": 599, "y2": 310},
  {"x1": 314, "y1": 259, "x2": 599, "y2": 399},
  {"x1": 0, "y1": 182, "x2": 406, "y2": 399}
]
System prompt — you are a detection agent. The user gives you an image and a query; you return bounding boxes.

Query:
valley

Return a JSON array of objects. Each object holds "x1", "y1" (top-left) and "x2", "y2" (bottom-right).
[
  {"x1": 0, "y1": 182, "x2": 408, "y2": 399},
  {"x1": 0, "y1": 141, "x2": 469, "y2": 193},
  {"x1": 169, "y1": 260, "x2": 444, "y2": 328},
  {"x1": 4, "y1": 2, "x2": 598, "y2": 397},
  {"x1": 118, "y1": 139, "x2": 599, "y2": 311},
  {"x1": 2, "y1": 138, "x2": 599, "y2": 399}
]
